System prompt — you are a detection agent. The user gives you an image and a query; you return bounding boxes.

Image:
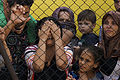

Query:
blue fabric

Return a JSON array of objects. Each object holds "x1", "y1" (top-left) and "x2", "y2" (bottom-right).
[{"x1": 78, "y1": 33, "x2": 99, "y2": 46}]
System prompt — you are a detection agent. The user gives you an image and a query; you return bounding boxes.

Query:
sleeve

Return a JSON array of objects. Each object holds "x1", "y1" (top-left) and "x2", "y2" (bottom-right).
[
  {"x1": 26, "y1": 14, "x2": 37, "y2": 44},
  {"x1": 64, "y1": 46, "x2": 73, "y2": 67},
  {"x1": 24, "y1": 45, "x2": 38, "y2": 70}
]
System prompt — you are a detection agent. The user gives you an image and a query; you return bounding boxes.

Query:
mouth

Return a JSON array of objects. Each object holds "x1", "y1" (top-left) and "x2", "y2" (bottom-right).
[
  {"x1": 105, "y1": 30, "x2": 113, "y2": 33},
  {"x1": 15, "y1": 22, "x2": 24, "y2": 30}
]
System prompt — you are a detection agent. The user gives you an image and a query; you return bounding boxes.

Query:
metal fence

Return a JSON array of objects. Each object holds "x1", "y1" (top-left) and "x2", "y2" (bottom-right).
[{"x1": 0, "y1": 0, "x2": 120, "y2": 80}]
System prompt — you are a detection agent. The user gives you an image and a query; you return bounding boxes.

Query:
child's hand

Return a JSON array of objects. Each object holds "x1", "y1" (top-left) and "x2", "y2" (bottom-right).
[
  {"x1": 49, "y1": 20, "x2": 61, "y2": 40},
  {"x1": 66, "y1": 74, "x2": 76, "y2": 80},
  {"x1": 38, "y1": 23, "x2": 50, "y2": 42},
  {"x1": 10, "y1": 4, "x2": 30, "y2": 25}
]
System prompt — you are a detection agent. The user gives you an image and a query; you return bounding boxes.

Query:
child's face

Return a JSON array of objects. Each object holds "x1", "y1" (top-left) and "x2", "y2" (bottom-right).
[
  {"x1": 78, "y1": 20, "x2": 93, "y2": 34},
  {"x1": 79, "y1": 50, "x2": 97, "y2": 73},
  {"x1": 12, "y1": 5, "x2": 30, "y2": 34},
  {"x1": 103, "y1": 16, "x2": 118, "y2": 38},
  {"x1": 58, "y1": 11, "x2": 71, "y2": 23},
  {"x1": 114, "y1": 0, "x2": 120, "y2": 12}
]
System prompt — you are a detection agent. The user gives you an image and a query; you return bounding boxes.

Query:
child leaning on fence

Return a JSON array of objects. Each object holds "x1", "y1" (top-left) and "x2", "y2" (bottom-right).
[
  {"x1": 99, "y1": 11, "x2": 120, "y2": 80},
  {"x1": 24, "y1": 17, "x2": 73, "y2": 80},
  {"x1": 76, "y1": 9, "x2": 99, "y2": 46},
  {"x1": 66, "y1": 46, "x2": 104, "y2": 80}
]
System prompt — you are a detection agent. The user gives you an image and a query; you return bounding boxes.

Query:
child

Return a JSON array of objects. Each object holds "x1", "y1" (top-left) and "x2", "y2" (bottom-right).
[
  {"x1": 99, "y1": 11, "x2": 120, "y2": 80},
  {"x1": 77, "y1": 9, "x2": 99, "y2": 46},
  {"x1": 67, "y1": 46, "x2": 104, "y2": 80},
  {"x1": 25, "y1": 17, "x2": 73, "y2": 80}
]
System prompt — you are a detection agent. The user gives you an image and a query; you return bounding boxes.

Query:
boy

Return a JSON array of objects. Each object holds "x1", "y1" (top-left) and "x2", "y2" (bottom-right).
[{"x1": 77, "y1": 9, "x2": 99, "y2": 46}]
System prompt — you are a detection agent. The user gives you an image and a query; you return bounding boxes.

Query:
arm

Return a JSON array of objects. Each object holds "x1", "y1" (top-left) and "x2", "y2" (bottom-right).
[
  {"x1": 50, "y1": 21, "x2": 68, "y2": 70},
  {"x1": 33, "y1": 27, "x2": 49, "y2": 72},
  {"x1": 0, "y1": 27, "x2": 12, "y2": 62},
  {"x1": 32, "y1": 39, "x2": 46, "y2": 72},
  {"x1": 62, "y1": 29, "x2": 74, "y2": 46}
]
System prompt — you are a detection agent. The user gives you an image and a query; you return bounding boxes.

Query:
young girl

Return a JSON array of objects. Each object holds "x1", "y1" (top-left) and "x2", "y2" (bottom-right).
[
  {"x1": 99, "y1": 11, "x2": 120, "y2": 80},
  {"x1": 67, "y1": 46, "x2": 104, "y2": 80}
]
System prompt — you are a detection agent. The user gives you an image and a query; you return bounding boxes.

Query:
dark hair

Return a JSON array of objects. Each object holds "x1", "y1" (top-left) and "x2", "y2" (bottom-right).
[
  {"x1": 7, "y1": 0, "x2": 16, "y2": 8},
  {"x1": 37, "y1": 16, "x2": 63, "y2": 37},
  {"x1": 77, "y1": 9, "x2": 96, "y2": 24},
  {"x1": 74, "y1": 46, "x2": 104, "y2": 65},
  {"x1": 7, "y1": 0, "x2": 34, "y2": 7},
  {"x1": 114, "y1": 0, "x2": 119, "y2": 3},
  {"x1": 16, "y1": 0, "x2": 34, "y2": 7}
]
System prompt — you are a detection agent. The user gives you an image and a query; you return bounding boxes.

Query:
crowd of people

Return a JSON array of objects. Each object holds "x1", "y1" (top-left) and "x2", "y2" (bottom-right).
[{"x1": 0, "y1": 0, "x2": 119, "y2": 80}]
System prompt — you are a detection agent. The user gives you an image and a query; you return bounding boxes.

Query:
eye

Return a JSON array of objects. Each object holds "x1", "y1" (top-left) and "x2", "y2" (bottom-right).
[
  {"x1": 78, "y1": 23, "x2": 82, "y2": 26},
  {"x1": 79, "y1": 57, "x2": 84, "y2": 61},
  {"x1": 112, "y1": 21, "x2": 116, "y2": 25},
  {"x1": 84, "y1": 22, "x2": 89, "y2": 25},
  {"x1": 85, "y1": 59, "x2": 90, "y2": 63},
  {"x1": 66, "y1": 19, "x2": 70, "y2": 22},
  {"x1": 104, "y1": 20, "x2": 109, "y2": 25}
]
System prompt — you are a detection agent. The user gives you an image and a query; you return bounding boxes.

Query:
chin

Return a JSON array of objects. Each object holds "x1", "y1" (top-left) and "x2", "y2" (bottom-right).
[{"x1": 15, "y1": 30, "x2": 22, "y2": 34}]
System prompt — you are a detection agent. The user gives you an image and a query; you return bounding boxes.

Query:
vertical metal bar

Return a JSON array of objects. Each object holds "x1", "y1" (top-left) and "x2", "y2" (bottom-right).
[{"x1": 0, "y1": 40, "x2": 18, "y2": 80}]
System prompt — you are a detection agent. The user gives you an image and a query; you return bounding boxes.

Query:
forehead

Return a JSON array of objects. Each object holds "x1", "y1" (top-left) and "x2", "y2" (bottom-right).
[
  {"x1": 81, "y1": 50, "x2": 94, "y2": 59},
  {"x1": 78, "y1": 20, "x2": 92, "y2": 23},
  {"x1": 104, "y1": 15, "x2": 114, "y2": 21},
  {"x1": 59, "y1": 11, "x2": 70, "y2": 17}
]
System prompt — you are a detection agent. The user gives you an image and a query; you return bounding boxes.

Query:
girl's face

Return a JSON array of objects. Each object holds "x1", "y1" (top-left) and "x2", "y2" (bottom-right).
[
  {"x1": 103, "y1": 16, "x2": 119, "y2": 38},
  {"x1": 58, "y1": 11, "x2": 71, "y2": 23},
  {"x1": 79, "y1": 50, "x2": 97, "y2": 73}
]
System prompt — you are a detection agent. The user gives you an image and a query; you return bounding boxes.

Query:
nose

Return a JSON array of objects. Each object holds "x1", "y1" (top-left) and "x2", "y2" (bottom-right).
[
  {"x1": 81, "y1": 60, "x2": 85, "y2": 65},
  {"x1": 106, "y1": 24, "x2": 111, "y2": 29}
]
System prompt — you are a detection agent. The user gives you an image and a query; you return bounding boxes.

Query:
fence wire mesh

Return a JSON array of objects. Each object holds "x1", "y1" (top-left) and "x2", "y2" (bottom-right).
[{"x1": 0, "y1": 0, "x2": 120, "y2": 80}]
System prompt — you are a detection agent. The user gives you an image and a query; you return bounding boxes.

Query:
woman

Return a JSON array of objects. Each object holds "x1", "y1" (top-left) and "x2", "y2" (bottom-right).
[
  {"x1": 52, "y1": 7, "x2": 77, "y2": 47},
  {"x1": 100, "y1": 11, "x2": 120, "y2": 80}
]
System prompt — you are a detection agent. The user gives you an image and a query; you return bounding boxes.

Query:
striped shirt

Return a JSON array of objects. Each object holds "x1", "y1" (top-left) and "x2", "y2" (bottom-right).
[{"x1": 24, "y1": 45, "x2": 73, "y2": 80}]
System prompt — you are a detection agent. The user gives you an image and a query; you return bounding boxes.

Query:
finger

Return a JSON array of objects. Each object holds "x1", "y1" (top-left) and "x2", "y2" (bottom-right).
[
  {"x1": 25, "y1": 17, "x2": 31, "y2": 23},
  {"x1": 19, "y1": 5, "x2": 25, "y2": 14}
]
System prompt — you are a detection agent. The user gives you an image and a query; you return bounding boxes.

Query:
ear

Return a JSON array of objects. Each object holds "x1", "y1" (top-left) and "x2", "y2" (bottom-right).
[{"x1": 93, "y1": 62, "x2": 99, "y2": 69}]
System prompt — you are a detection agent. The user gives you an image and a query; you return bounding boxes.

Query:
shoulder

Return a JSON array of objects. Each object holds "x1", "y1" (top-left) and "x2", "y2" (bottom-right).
[{"x1": 25, "y1": 45, "x2": 38, "y2": 55}]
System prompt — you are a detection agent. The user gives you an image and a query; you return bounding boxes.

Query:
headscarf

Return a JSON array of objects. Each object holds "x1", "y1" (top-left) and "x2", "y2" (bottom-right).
[
  {"x1": 101, "y1": 11, "x2": 120, "y2": 58},
  {"x1": 52, "y1": 7, "x2": 76, "y2": 34},
  {"x1": 52, "y1": 7, "x2": 74, "y2": 23}
]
